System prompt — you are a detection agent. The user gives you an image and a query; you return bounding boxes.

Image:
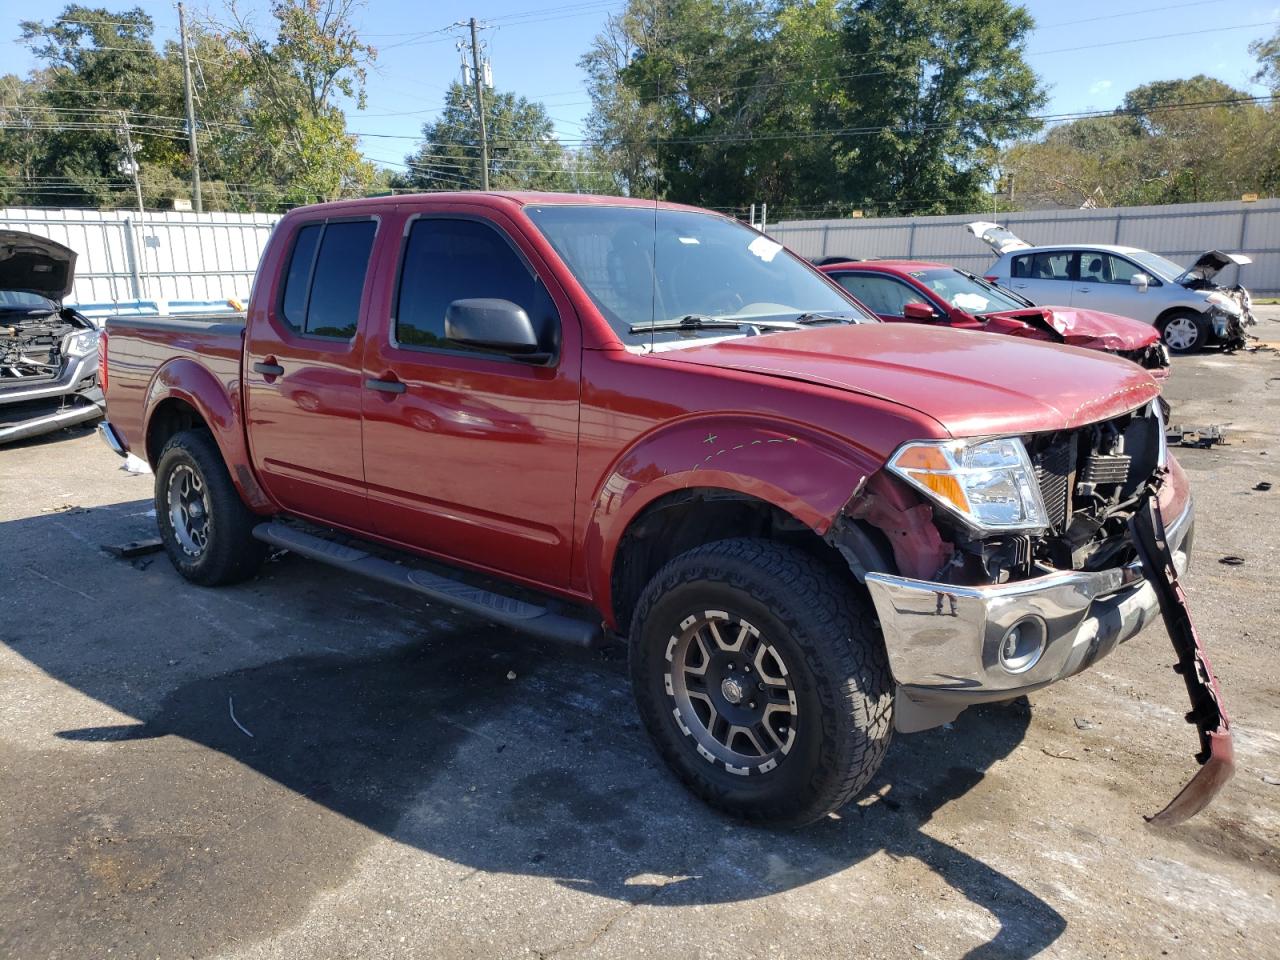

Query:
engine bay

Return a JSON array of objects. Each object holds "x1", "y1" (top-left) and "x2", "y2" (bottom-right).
[{"x1": 0, "y1": 307, "x2": 90, "y2": 383}]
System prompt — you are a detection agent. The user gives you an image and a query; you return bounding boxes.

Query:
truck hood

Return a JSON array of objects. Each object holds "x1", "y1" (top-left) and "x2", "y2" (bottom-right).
[
  {"x1": 987, "y1": 305, "x2": 1159, "y2": 351},
  {"x1": 1175, "y1": 250, "x2": 1251, "y2": 286},
  {"x1": 0, "y1": 230, "x2": 76, "y2": 302},
  {"x1": 655, "y1": 324, "x2": 1160, "y2": 437}
]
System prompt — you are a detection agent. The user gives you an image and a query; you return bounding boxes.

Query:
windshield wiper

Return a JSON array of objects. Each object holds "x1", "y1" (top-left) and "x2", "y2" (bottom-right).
[
  {"x1": 789, "y1": 312, "x2": 856, "y2": 325},
  {"x1": 628, "y1": 314, "x2": 810, "y2": 334}
]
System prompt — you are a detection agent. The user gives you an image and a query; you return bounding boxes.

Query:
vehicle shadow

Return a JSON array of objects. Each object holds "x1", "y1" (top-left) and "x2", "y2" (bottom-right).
[{"x1": 2, "y1": 502, "x2": 1064, "y2": 958}]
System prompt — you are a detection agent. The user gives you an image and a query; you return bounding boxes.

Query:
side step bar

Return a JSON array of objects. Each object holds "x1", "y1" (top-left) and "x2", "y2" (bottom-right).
[{"x1": 252, "y1": 522, "x2": 604, "y2": 648}]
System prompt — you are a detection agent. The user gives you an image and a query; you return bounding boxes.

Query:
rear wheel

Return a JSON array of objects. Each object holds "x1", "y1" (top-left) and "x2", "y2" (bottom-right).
[
  {"x1": 1158, "y1": 310, "x2": 1208, "y2": 353},
  {"x1": 629, "y1": 538, "x2": 893, "y2": 826},
  {"x1": 155, "y1": 429, "x2": 266, "y2": 586}
]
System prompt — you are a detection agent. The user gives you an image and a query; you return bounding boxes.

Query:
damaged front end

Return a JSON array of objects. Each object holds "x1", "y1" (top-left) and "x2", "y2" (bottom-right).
[
  {"x1": 0, "y1": 306, "x2": 103, "y2": 444},
  {"x1": 832, "y1": 401, "x2": 1231, "y2": 822},
  {"x1": 1179, "y1": 250, "x2": 1255, "y2": 351},
  {"x1": 1, "y1": 230, "x2": 103, "y2": 444}
]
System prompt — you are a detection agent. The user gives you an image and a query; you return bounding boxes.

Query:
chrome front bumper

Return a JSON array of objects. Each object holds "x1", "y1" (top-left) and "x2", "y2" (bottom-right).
[{"x1": 866, "y1": 498, "x2": 1194, "y2": 732}]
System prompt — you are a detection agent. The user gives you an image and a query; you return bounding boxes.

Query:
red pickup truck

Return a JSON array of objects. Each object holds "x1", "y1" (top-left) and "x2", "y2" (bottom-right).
[{"x1": 98, "y1": 192, "x2": 1226, "y2": 826}]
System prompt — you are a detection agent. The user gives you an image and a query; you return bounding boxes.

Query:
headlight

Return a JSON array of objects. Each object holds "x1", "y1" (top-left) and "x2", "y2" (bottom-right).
[
  {"x1": 62, "y1": 328, "x2": 100, "y2": 357},
  {"x1": 1205, "y1": 292, "x2": 1240, "y2": 314},
  {"x1": 887, "y1": 437, "x2": 1049, "y2": 533}
]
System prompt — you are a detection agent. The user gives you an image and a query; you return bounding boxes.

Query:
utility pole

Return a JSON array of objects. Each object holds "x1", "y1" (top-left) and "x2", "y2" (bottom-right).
[
  {"x1": 468, "y1": 17, "x2": 490, "y2": 191},
  {"x1": 177, "y1": 2, "x2": 203, "y2": 212},
  {"x1": 118, "y1": 111, "x2": 144, "y2": 214}
]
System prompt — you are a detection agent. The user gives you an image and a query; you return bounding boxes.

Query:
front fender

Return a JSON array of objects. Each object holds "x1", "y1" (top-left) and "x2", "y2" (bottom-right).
[
  {"x1": 145, "y1": 357, "x2": 273, "y2": 512},
  {"x1": 583, "y1": 415, "x2": 886, "y2": 620}
]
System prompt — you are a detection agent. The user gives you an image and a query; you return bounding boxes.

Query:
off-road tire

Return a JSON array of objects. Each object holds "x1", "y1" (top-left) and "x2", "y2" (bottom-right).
[
  {"x1": 1157, "y1": 309, "x2": 1209, "y2": 353},
  {"x1": 629, "y1": 538, "x2": 894, "y2": 826},
  {"x1": 154, "y1": 429, "x2": 266, "y2": 586}
]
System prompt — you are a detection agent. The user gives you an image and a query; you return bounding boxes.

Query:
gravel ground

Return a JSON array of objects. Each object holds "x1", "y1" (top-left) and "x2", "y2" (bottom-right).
[{"x1": 1, "y1": 340, "x2": 1278, "y2": 960}]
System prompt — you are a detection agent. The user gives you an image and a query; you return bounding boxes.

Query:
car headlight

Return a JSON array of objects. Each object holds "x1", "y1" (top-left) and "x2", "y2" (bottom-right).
[
  {"x1": 62, "y1": 329, "x2": 100, "y2": 357},
  {"x1": 887, "y1": 437, "x2": 1049, "y2": 533},
  {"x1": 1205, "y1": 292, "x2": 1240, "y2": 314}
]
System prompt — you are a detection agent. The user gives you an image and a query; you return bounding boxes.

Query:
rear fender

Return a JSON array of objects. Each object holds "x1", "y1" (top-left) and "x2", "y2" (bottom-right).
[
  {"x1": 145, "y1": 357, "x2": 273, "y2": 512},
  {"x1": 584, "y1": 415, "x2": 886, "y2": 625}
]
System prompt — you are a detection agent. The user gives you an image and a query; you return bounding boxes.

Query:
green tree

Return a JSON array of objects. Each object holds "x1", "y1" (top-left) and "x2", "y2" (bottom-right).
[
  {"x1": 1004, "y1": 75, "x2": 1280, "y2": 208},
  {"x1": 220, "y1": 0, "x2": 377, "y2": 206},
  {"x1": 580, "y1": 0, "x2": 1044, "y2": 213},
  {"x1": 12, "y1": 6, "x2": 170, "y2": 207},
  {"x1": 399, "y1": 82, "x2": 578, "y2": 192},
  {"x1": 1250, "y1": 25, "x2": 1280, "y2": 95}
]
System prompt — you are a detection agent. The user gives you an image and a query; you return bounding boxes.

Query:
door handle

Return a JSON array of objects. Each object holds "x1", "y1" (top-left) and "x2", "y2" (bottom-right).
[
  {"x1": 1012, "y1": 283, "x2": 1029, "y2": 289},
  {"x1": 253, "y1": 361, "x2": 284, "y2": 377},
  {"x1": 365, "y1": 377, "x2": 406, "y2": 395}
]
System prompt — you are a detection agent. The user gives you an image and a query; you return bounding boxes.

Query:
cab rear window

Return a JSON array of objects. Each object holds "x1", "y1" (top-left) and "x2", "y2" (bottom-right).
[{"x1": 278, "y1": 220, "x2": 377, "y2": 339}]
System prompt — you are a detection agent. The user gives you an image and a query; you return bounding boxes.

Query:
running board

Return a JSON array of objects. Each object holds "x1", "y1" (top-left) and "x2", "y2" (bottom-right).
[{"x1": 251, "y1": 522, "x2": 603, "y2": 648}]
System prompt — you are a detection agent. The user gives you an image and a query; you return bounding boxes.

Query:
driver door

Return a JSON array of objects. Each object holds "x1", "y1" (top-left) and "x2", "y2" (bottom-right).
[
  {"x1": 830, "y1": 272, "x2": 934, "y2": 323},
  {"x1": 359, "y1": 209, "x2": 582, "y2": 591}
]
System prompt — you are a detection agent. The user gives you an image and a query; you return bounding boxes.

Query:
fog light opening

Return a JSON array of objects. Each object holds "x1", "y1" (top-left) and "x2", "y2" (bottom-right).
[{"x1": 997, "y1": 617, "x2": 1046, "y2": 674}]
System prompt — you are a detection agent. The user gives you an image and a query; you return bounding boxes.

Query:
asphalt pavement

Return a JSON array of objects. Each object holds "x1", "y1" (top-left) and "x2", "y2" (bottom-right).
[{"x1": 1, "y1": 337, "x2": 1278, "y2": 960}]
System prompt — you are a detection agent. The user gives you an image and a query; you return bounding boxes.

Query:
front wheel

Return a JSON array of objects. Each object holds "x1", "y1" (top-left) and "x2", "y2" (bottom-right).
[
  {"x1": 154, "y1": 429, "x2": 267, "y2": 586},
  {"x1": 629, "y1": 538, "x2": 894, "y2": 826},
  {"x1": 1158, "y1": 310, "x2": 1209, "y2": 353}
]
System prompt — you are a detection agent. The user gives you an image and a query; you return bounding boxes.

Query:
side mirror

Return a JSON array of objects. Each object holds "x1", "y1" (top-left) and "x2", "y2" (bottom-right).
[
  {"x1": 1130, "y1": 273, "x2": 1150, "y2": 293},
  {"x1": 902, "y1": 301, "x2": 938, "y2": 321},
  {"x1": 444, "y1": 298, "x2": 547, "y2": 359}
]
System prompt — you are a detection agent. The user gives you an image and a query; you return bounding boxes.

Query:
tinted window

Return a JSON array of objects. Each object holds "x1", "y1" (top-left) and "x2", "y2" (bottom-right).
[
  {"x1": 395, "y1": 218, "x2": 542, "y2": 350},
  {"x1": 280, "y1": 224, "x2": 321, "y2": 331},
  {"x1": 1013, "y1": 252, "x2": 1073, "y2": 281},
  {"x1": 833, "y1": 274, "x2": 927, "y2": 317},
  {"x1": 306, "y1": 221, "x2": 377, "y2": 338}
]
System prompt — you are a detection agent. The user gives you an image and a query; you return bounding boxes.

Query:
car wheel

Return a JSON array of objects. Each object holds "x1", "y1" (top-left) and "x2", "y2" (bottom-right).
[
  {"x1": 1158, "y1": 311, "x2": 1208, "y2": 353},
  {"x1": 154, "y1": 429, "x2": 267, "y2": 586},
  {"x1": 629, "y1": 538, "x2": 893, "y2": 826}
]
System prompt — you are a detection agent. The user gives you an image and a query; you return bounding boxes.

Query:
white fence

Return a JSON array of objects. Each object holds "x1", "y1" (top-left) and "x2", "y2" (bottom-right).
[
  {"x1": 768, "y1": 199, "x2": 1280, "y2": 295},
  {"x1": 0, "y1": 207, "x2": 281, "y2": 307}
]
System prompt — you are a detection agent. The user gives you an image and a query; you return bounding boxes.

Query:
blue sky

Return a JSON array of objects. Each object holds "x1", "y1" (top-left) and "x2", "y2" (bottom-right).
[{"x1": 1, "y1": 0, "x2": 1277, "y2": 173}]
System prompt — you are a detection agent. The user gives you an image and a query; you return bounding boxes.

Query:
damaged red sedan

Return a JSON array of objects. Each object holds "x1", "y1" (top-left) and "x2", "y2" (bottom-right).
[{"x1": 820, "y1": 259, "x2": 1171, "y2": 379}]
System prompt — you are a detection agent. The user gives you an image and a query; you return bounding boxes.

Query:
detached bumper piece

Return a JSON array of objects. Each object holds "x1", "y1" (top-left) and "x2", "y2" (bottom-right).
[
  {"x1": 1130, "y1": 496, "x2": 1233, "y2": 826},
  {"x1": 865, "y1": 499, "x2": 1193, "y2": 734}
]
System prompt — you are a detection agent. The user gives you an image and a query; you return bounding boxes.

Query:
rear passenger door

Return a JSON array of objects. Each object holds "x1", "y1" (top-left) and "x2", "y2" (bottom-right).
[
  {"x1": 1070, "y1": 252, "x2": 1147, "y2": 317},
  {"x1": 245, "y1": 216, "x2": 380, "y2": 530},
  {"x1": 1006, "y1": 251, "x2": 1077, "y2": 306},
  {"x1": 360, "y1": 210, "x2": 582, "y2": 591}
]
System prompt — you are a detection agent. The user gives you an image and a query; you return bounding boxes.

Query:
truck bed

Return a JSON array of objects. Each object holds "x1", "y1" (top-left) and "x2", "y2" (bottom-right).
[{"x1": 103, "y1": 314, "x2": 247, "y2": 462}]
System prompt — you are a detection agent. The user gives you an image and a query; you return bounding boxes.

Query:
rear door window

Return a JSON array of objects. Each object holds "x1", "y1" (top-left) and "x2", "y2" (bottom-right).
[
  {"x1": 277, "y1": 219, "x2": 377, "y2": 339},
  {"x1": 1013, "y1": 252, "x2": 1075, "y2": 282}
]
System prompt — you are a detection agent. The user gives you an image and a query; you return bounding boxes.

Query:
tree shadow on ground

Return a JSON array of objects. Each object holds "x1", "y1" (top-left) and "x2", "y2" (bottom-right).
[{"x1": 3, "y1": 503, "x2": 1064, "y2": 958}]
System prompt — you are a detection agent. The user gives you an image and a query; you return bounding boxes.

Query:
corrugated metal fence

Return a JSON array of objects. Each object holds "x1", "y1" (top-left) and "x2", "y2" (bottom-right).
[
  {"x1": 0, "y1": 207, "x2": 281, "y2": 306},
  {"x1": 768, "y1": 199, "x2": 1280, "y2": 295}
]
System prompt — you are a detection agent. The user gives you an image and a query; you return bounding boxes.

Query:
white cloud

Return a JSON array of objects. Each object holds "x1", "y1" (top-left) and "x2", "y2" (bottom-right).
[{"x1": 1088, "y1": 79, "x2": 1113, "y2": 96}]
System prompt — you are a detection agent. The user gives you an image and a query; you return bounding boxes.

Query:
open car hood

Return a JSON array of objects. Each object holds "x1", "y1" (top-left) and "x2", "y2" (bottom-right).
[
  {"x1": 1175, "y1": 250, "x2": 1251, "y2": 286},
  {"x1": 965, "y1": 221, "x2": 1031, "y2": 256},
  {"x1": 654, "y1": 323, "x2": 1160, "y2": 438},
  {"x1": 988, "y1": 305, "x2": 1160, "y2": 351},
  {"x1": 0, "y1": 230, "x2": 76, "y2": 302}
]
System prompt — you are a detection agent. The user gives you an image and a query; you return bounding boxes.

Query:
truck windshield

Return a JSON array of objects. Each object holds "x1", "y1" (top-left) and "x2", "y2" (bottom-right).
[
  {"x1": 524, "y1": 204, "x2": 873, "y2": 346},
  {"x1": 909, "y1": 268, "x2": 1027, "y2": 314}
]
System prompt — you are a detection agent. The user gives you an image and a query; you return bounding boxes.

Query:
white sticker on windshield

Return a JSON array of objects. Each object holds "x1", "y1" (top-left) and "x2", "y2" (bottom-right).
[
  {"x1": 678, "y1": 236, "x2": 700, "y2": 245},
  {"x1": 953, "y1": 292, "x2": 990, "y2": 312},
  {"x1": 748, "y1": 236, "x2": 783, "y2": 262}
]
